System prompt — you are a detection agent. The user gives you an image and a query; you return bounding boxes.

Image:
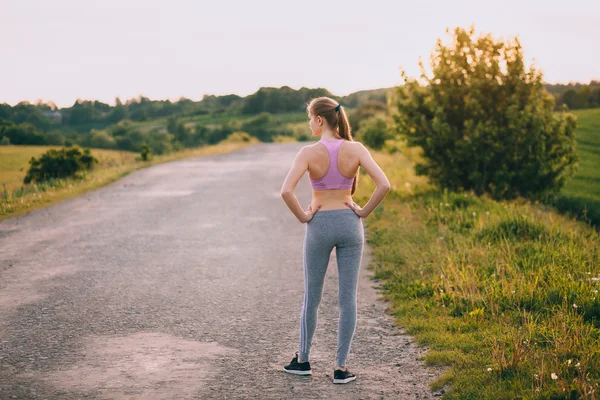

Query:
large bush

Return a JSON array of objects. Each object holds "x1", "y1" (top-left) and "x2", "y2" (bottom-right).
[
  {"x1": 393, "y1": 27, "x2": 578, "y2": 200},
  {"x1": 23, "y1": 146, "x2": 98, "y2": 184}
]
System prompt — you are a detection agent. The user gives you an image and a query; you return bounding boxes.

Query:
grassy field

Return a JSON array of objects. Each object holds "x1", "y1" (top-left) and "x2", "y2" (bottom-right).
[
  {"x1": 0, "y1": 146, "x2": 138, "y2": 193},
  {"x1": 554, "y1": 108, "x2": 600, "y2": 228},
  {"x1": 0, "y1": 138, "x2": 259, "y2": 222},
  {"x1": 355, "y1": 145, "x2": 600, "y2": 399}
]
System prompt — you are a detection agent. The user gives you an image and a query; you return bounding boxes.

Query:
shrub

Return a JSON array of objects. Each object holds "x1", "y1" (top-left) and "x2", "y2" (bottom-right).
[
  {"x1": 393, "y1": 26, "x2": 578, "y2": 200},
  {"x1": 241, "y1": 112, "x2": 276, "y2": 142},
  {"x1": 221, "y1": 131, "x2": 256, "y2": 144},
  {"x1": 357, "y1": 116, "x2": 390, "y2": 150},
  {"x1": 140, "y1": 144, "x2": 151, "y2": 161},
  {"x1": 23, "y1": 146, "x2": 98, "y2": 184},
  {"x1": 348, "y1": 100, "x2": 389, "y2": 136}
]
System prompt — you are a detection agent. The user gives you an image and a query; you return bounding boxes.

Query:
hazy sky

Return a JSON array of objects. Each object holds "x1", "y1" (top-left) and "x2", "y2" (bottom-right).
[{"x1": 2, "y1": 0, "x2": 599, "y2": 107}]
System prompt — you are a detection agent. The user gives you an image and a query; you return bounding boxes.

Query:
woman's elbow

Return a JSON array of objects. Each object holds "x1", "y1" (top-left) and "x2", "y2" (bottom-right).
[
  {"x1": 379, "y1": 180, "x2": 391, "y2": 192},
  {"x1": 280, "y1": 188, "x2": 293, "y2": 198}
]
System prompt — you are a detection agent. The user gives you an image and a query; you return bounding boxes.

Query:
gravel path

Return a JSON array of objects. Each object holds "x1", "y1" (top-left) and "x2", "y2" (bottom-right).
[{"x1": 0, "y1": 143, "x2": 439, "y2": 399}]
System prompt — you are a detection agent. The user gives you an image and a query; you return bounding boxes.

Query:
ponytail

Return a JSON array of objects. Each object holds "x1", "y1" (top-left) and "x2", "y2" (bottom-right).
[
  {"x1": 337, "y1": 106, "x2": 358, "y2": 195},
  {"x1": 307, "y1": 97, "x2": 359, "y2": 195}
]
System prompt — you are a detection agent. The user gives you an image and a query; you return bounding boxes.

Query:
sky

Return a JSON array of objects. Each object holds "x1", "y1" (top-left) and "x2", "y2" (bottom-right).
[{"x1": 2, "y1": 0, "x2": 599, "y2": 108}]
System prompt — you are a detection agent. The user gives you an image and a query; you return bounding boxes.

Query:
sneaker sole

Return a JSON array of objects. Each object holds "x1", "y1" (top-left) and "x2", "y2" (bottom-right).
[
  {"x1": 283, "y1": 368, "x2": 312, "y2": 375},
  {"x1": 333, "y1": 376, "x2": 356, "y2": 384}
]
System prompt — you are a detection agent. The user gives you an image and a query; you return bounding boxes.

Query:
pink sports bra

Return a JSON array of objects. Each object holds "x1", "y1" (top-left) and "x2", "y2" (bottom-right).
[{"x1": 309, "y1": 138, "x2": 355, "y2": 191}]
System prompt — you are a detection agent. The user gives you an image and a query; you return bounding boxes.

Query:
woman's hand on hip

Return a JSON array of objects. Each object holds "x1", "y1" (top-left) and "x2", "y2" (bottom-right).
[
  {"x1": 345, "y1": 201, "x2": 366, "y2": 218},
  {"x1": 302, "y1": 204, "x2": 321, "y2": 223}
]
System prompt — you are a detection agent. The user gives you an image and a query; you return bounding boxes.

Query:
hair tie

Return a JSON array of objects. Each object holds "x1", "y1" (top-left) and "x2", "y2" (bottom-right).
[{"x1": 335, "y1": 104, "x2": 341, "y2": 112}]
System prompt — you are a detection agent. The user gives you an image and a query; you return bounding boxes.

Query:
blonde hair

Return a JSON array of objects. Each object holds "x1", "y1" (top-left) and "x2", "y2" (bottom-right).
[{"x1": 306, "y1": 97, "x2": 358, "y2": 195}]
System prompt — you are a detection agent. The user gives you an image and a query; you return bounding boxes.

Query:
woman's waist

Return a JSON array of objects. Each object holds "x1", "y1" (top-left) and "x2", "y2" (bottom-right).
[{"x1": 311, "y1": 190, "x2": 353, "y2": 210}]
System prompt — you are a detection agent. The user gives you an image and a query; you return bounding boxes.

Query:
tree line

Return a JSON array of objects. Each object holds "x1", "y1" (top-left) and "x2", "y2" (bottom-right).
[
  {"x1": 0, "y1": 86, "x2": 337, "y2": 133},
  {"x1": 547, "y1": 80, "x2": 600, "y2": 110}
]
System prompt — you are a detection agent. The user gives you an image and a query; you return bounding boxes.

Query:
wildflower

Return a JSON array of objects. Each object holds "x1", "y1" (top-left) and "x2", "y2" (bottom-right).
[
  {"x1": 593, "y1": 290, "x2": 598, "y2": 294},
  {"x1": 534, "y1": 374, "x2": 539, "y2": 379},
  {"x1": 440, "y1": 274, "x2": 444, "y2": 279},
  {"x1": 592, "y1": 277, "x2": 600, "y2": 281},
  {"x1": 485, "y1": 211, "x2": 490, "y2": 215},
  {"x1": 551, "y1": 373, "x2": 558, "y2": 380},
  {"x1": 586, "y1": 272, "x2": 591, "y2": 274},
  {"x1": 445, "y1": 203, "x2": 449, "y2": 207},
  {"x1": 573, "y1": 303, "x2": 578, "y2": 309},
  {"x1": 487, "y1": 368, "x2": 492, "y2": 372},
  {"x1": 404, "y1": 182, "x2": 411, "y2": 188},
  {"x1": 575, "y1": 362, "x2": 581, "y2": 367},
  {"x1": 511, "y1": 290, "x2": 516, "y2": 294},
  {"x1": 567, "y1": 359, "x2": 572, "y2": 365},
  {"x1": 472, "y1": 212, "x2": 477, "y2": 217}
]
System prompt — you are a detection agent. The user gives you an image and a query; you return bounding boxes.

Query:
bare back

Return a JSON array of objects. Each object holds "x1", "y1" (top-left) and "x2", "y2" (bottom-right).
[{"x1": 306, "y1": 140, "x2": 361, "y2": 211}]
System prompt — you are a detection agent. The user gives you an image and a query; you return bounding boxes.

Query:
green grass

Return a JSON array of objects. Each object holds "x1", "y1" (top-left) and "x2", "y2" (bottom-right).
[
  {"x1": 355, "y1": 148, "x2": 600, "y2": 399},
  {"x1": 0, "y1": 138, "x2": 259, "y2": 221},
  {"x1": 555, "y1": 108, "x2": 600, "y2": 228}
]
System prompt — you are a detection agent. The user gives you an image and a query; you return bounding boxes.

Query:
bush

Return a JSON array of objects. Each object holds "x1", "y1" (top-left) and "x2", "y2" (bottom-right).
[
  {"x1": 145, "y1": 128, "x2": 173, "y2": 155},
  {"x1": 357, "y1": 116, "x2": 390, "y2": 150},
  {"x1": 348, "y1": 100, "x2": 389, "y2": 137},
  {"x1": 393, "y1": 26, "x2": 578, "y2": 200},
  {"x1": 241, "y1": 112, "x2": 276, "y2": 142},
  {"x1": 85, "y1": 129, "x2": 116, "y2": 149},
  {"x1": 44, "y1": 130, "x2": 66, "y2": 146},
  {"x1": 23, "y1": 146, "x2": 98, "y2": 184},
  {"x1": 140, "y1": 144, "x2": 151, "y2": 161},
  {"x1": 221, "y1": 131, "x2": 256, "y2": 144}
]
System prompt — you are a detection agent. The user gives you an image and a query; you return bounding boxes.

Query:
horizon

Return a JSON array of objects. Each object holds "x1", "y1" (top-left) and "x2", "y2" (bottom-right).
[
  {"x1": 3, "y1": 0, "x2": 599, "y2": 108},
  {"x1": 4, "y1": 80, "x2": 599, "y2": 110}
]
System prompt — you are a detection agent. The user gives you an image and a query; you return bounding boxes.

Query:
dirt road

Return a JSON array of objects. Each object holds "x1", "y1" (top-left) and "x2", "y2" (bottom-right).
[{"x1": 0, "y1": 143, "x2": 438, "y2": 399}]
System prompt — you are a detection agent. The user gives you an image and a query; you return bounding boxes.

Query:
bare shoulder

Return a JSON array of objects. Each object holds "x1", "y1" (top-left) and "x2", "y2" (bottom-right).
[
  {"x1": 345, "y1": 140, "x2": 368, "y2": 156},
  {"x1": 298, "y1": 142, "x2": 323, "y2": 157}
]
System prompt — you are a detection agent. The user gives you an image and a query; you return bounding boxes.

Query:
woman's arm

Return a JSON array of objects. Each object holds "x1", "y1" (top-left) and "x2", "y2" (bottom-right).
[
  {"x1": 347, "y1": 143, "x2": 391, "y2": 218},
  {"x1": 280, "y1": 147, "x2": 320, "y2": 223}
]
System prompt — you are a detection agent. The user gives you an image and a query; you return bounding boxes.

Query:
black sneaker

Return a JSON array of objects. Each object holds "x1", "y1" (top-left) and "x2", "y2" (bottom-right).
[
  {"x1": 283, "y1": 352, "x2": 312, "y2": 375},
  {"x1": 333, "y1": 368, "x2": 356, "y2": 384}
]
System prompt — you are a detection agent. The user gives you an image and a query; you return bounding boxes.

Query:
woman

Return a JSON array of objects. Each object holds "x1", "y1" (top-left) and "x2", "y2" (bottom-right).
[{"x1": 280, "y1": 96, "x2": 391, "y2": 384}]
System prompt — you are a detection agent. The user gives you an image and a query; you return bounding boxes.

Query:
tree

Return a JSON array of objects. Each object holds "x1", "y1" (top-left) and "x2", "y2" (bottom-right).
[
  {"x1": 0, "y1": 121, "x2": 47, "y2": 145},
  {"x1": 393, "y1": 26, "x2": 578, "y2": 200}
]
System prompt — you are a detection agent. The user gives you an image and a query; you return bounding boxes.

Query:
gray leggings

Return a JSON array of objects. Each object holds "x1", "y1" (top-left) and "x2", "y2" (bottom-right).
[{"x1": 298, "y1": 208, "x2": 364, "y2": 367}]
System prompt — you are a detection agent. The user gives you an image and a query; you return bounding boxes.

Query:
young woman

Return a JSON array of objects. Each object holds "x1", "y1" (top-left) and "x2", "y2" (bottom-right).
[{"x1": 280, "y1": 96, "x2": 391, "y2": 384}]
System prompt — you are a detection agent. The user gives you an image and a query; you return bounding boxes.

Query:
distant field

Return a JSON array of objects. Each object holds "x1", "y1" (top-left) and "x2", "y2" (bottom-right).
[
  {"x1": 556, "y1": 108, "x2": 600, "y2": 227},
  {"x1": 0, "y1": 146, "x2": 138, "y2": 192}
]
